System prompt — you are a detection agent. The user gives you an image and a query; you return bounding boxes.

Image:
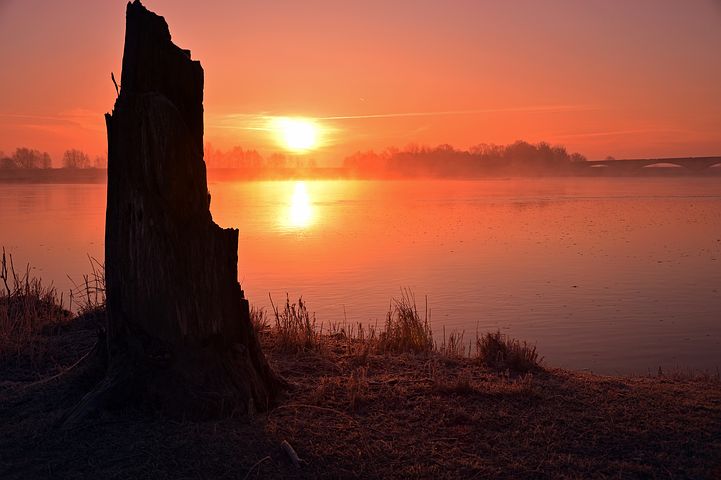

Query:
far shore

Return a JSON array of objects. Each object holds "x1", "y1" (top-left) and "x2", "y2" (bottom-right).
[{"x1": 1, "y1": 166, "x2": 720, "y2": 184}]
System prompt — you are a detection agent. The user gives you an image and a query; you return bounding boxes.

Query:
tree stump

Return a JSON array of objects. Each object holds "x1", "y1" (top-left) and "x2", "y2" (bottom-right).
[{"x1": 65, "y1": 0, "x2": 282, "y2": 424}]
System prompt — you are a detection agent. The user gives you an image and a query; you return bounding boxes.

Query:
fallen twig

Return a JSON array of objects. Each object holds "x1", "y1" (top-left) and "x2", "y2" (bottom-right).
[
  {"x1": 21, "y1": 340, "x2": 99, "y2": 390},
  {"x1": 280, "y1": 440, "x2": 301, "y2": 468},
  {"x1": 242, "y1": 455, "x2": 271, "y2": 480}
]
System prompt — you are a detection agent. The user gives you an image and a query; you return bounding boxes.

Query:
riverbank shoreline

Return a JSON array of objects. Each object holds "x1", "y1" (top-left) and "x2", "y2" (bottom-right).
[{"x1": 1, "y1": 310, "x2": 720, "y2": 479}]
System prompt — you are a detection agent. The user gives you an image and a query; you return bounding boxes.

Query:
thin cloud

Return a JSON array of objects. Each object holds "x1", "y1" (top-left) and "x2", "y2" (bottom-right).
[
  {"x1": 0, "y1": 113, "x2": 68, "y2": 121},
  {"x1": 551, "y1": 128, "x2": 687, "y2": 139},
  {"x1": 209, "y1": 113, "x2": 275, "y2": 131},
  {"x1": 317, "y1": 105, "x2": 597, "y2": 121},
  {"x1": 0, "y1": 110, "x2": 104, "y2": 132}
]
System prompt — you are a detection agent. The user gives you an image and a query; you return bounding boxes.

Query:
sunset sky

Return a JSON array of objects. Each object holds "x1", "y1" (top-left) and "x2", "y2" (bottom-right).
[{"x1": 1, "y1": 0, "x2": 720, "y2": 165}]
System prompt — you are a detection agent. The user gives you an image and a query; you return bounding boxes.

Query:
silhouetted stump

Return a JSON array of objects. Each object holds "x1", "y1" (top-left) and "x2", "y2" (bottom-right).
[{"x1": 64, "y1": 0, "x2": 282, "y2": 425}]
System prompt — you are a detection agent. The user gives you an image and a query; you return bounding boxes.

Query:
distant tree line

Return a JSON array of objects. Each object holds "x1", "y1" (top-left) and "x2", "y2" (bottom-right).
[
  {"x1": 1, "y1": 143, "x2": 322, "y2": 171},
  {"x1": 344, "y1": 141, "x2": 588, "y2": 177},
  {"x1": 0, "y1": 148, "x2": 107, "y2": 169},
  {"x1": 2, "y1": 141, "x2": 587, "y2": 176},
  {"x1": 204, "y1": 143, "x2": 317, "y2": 169},
  {"x1": 0, "y1": 148, "x2": 52, "y2": 169}
]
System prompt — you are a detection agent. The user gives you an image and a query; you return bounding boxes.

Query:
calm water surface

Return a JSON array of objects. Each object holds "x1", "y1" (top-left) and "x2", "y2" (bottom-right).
[{"x1": 1, "y1": 177, "x2": 720, "y2": 374}]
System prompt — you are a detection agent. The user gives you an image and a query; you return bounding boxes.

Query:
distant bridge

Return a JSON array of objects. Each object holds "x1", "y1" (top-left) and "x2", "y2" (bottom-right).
[{"x1": 583, "y1": 156, "x2": 721, "y2": 172}]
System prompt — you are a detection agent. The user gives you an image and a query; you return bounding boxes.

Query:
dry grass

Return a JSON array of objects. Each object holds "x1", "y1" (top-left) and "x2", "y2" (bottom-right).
[
  {"x1": 0, "y1": 248, "x2": 71, "y2": 361},
  {"x1": 436, "y1": 327, "x2": 468, "y2": 358},
  {"x1": 376, "y1": 289, "x2": 433, "y2": 354},
  {"x1": 264, "y1": 289, "x2": 435, "y2": 357},
  {"x1": 431, "y1": 366, "x2": 477, "y2": 395},
  {"x1": 475, "y1": 330, "x2": 542, "y2": 373},
  {"x1": 324, "y1": 292, "x2": 540, "y2": 374},
  {"x1": 250, "y1": 305, "x2": 270, "y2": 334},
  {"x1": 262, "y1": 334, "x2": 721, "y2": 479},
  {"x1": 347, "y1": 366, "x2": 368, "y2": 410},
  {"x1": 329, "y1": 321, "x2": 377, "y2": 361},
  {"x1": 656, "y1": 365, "x2": 721, "y2": 382},
  {"x1": 269, "y1": 294, "x2": 322, "y2": 352},
  {"x1": 67, "y1": 255, "x2": 105, "y2": 316}
]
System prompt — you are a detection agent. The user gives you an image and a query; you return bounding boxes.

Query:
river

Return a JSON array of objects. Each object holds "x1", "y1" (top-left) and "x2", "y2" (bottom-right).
[{"x1": 1, "y1": 177, "x2": 720, "y2": 374}]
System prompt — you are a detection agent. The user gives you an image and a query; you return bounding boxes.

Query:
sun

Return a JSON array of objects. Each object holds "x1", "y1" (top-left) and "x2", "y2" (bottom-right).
[{"x1": 272, "y1": 117, "x2": 319, "y2": 152}]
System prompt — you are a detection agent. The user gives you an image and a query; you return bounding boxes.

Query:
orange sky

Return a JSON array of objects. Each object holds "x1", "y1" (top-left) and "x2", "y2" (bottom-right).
[{"x1": 1, "y1": 0, "x2": 720, "y2": 165}]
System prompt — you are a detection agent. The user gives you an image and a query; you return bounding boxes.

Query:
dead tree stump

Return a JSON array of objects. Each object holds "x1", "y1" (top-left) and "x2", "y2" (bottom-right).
[{"x1": 65, "y1": 0, "x2": 282, "y2": 424}]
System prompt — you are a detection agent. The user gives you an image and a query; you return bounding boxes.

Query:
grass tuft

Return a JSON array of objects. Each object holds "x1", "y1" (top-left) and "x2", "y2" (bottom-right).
[
  {"x1": 436, "y1": 327, "x2": 467, "y2": 358},
  {"x1": 377, "y1": 289, "x2": 433, "y2": 354},
  {"x1": 347, "y1": 366, "x2": 368, "y2": 410},
  {"x1": 432, "y1": 369, "x2": 477, "y2": 395},
  {"x1": 475, "y1": 330, "x2": 542, "y2": 373},
  {"x1": 250, "y1": 305, "x2": 270, "y2": 334},
  {"x1": 269, "y1": 294, "x2": 321, "y2": 353},
  {"x1": 0, "y1": 248, "x2": 71, "y2": 361},
  {"x1": 67, "y1": 255, "x2": 105, "y2": 316}
]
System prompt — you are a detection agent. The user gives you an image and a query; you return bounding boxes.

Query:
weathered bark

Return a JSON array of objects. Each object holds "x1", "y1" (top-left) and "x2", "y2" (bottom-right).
[{"x1": 67, "y1": 0, "x2": 282, "y2": 423}]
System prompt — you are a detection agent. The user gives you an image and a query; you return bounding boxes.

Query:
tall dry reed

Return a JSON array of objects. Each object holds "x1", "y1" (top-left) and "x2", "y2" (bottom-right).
[
  {"x1": 376, "y1": 289, "x2": 433, "y2": 354},
  {"x1": 0, "y1": 248, "x2": 70, "y2": 358},
  {"x1": 269, "y1": 294, "x2": 321, "y2": 352}
]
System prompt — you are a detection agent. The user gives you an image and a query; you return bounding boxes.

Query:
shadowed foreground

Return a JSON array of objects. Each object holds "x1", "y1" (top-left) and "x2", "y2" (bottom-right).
[{"x1": 1, "y1": 311, "x2": 720, "y2": 479}]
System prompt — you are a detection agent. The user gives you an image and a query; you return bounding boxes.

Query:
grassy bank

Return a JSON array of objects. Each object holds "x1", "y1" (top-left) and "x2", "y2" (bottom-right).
[{"x1": 1, "y1": 268, "x2": 720, "y2": 478}]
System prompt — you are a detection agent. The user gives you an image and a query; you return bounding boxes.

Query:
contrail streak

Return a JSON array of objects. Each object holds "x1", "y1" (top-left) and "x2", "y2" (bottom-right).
[
  {"x1": 551, "y1": 128, "x2": 675, "y2": 139},
  {"x1": 316, "y1": 105, "x2": 595, "y2": 121}
]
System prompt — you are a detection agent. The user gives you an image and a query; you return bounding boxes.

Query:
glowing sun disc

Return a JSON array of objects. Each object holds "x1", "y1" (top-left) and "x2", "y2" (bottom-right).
[{"x1": 272, "y1": 117, "x2": 318, "y2": 151}]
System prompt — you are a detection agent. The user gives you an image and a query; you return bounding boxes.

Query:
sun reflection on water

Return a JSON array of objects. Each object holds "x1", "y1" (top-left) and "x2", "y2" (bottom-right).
[{"x1": 286, "y1": 181, "x2": 314, "y2": 229}]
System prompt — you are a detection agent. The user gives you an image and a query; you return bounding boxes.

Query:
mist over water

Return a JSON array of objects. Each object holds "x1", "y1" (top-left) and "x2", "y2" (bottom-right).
[{"x1": 1, "y1": 177, "x2": 720, "y2": 374}]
